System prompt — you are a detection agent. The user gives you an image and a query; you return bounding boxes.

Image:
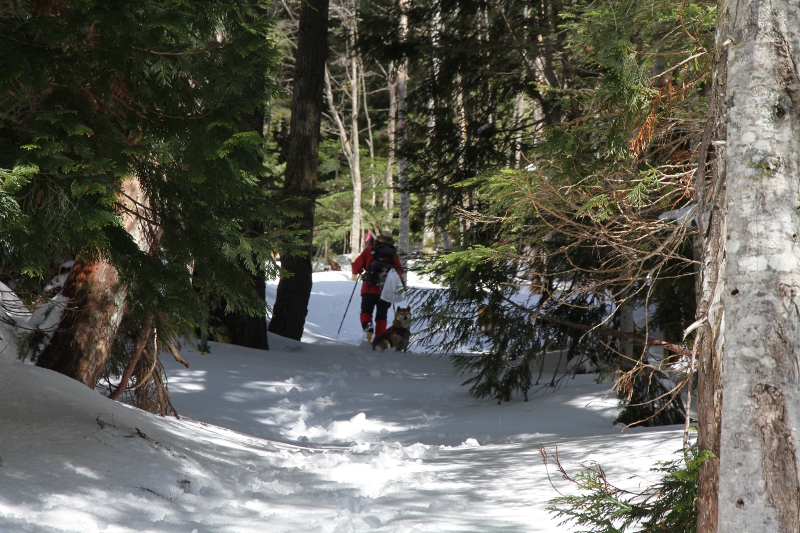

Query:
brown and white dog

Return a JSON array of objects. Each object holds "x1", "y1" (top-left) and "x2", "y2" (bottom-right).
[{"x1": 371, "y1": 307, "x2": 412, "y2": 352}]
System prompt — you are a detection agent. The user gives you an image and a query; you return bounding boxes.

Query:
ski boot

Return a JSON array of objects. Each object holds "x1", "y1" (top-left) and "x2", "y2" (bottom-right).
[{"x1": 362, "y1": 321, "x2": 374, "y2": 342}]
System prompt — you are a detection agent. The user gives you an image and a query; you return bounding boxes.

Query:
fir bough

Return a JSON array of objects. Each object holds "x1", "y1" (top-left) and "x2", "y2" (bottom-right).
[
  {"x1": 408, "y1": 245, "x2": 613, "y2": 402},
  {"x1": 0, "y1": 0, "x2": 297, "y2": 340},
  {"x1": 546, "y1": 447, "x2": 714, "y2": 533}
]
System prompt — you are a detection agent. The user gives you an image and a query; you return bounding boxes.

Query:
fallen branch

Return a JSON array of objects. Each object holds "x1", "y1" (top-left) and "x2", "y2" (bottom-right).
[{"x1": 501, "y1": 296, "x2": 692, "y2": 357}]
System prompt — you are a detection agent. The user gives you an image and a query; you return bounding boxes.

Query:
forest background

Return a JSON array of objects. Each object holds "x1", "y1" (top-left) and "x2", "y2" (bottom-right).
[{"x1": 3, "y1": 0, "x2": 792, "y2": 530}]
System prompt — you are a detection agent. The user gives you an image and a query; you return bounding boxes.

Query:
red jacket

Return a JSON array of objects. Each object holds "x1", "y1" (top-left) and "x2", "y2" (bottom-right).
[{"x1": 351, "y1": 245, "x2": 403, "y2": 295}]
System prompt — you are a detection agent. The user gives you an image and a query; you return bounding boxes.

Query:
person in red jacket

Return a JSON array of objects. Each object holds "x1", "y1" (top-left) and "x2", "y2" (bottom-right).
[{"x1": 351, "y1": 230, "x2": 404, "y2": 341}]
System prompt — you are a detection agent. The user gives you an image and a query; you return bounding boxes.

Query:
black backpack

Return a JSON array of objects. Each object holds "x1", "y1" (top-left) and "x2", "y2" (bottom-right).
[{"x1": 364, "y1": 242, "x2": 397, "y2": 287}]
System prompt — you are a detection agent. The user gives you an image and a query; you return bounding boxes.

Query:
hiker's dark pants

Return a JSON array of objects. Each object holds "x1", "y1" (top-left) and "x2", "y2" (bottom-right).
[{"x1": 360, "y1": 293, "x2": 390, "y2": 325}]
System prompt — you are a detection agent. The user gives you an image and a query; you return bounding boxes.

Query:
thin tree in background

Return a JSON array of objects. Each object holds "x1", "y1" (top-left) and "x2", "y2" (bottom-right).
[
  {"x1": 385, "y1": 61, "x2": 397, "y2": 212},
  {"x1": 396, "y1": 0, "x2": 411, "y2": 269},
  {"x1": 324, "y1": 1, "x2": 364, "y2": 259},
  {"x1": 269, "y1": 0, "x2": 330, "y2": 340}
]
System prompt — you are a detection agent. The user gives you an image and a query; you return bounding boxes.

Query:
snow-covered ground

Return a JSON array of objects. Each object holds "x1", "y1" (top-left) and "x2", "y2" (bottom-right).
[{"x1": 0, "y1": 271, "x2": 684, "y2": 532}]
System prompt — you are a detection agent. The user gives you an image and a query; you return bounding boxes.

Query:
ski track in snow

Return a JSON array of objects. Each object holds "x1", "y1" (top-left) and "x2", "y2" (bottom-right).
[{"x1": 0, "y1": 271, "x2": 683, "y2": 532}]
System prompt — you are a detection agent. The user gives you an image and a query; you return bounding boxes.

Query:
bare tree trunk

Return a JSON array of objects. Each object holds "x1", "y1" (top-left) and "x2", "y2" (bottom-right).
[
  {"x1": 37, "y1": 177, "x2": 151, "y2": 388},
  {"x1": 324, "y1": 62, "x2": 362, "y2": 259},
  {"x1": 513, "y1": 92, "x2": 524, "y2": 169},
  {"x1": 426, "y1": 0, "x2": 450, "y2": 253},
  {"x1": 455, "y1": 73, "x2": 469, "y2": 247},
  {"x1": 696, "y1": 177, "x2": 726, "y2": 533},
  {"x1": 396, "y1": 0, "x2": 410, "y2": 269},
  {"x1": 361, "y1": 64, "x2": 376, "y2": 209},
  {"x1": 324, "y1": 7, "x2": 363, "y2": 261},
  {"x1": 422, "y1": 200, "x2": 437, "y2": 253},
  {"x1": 717, "y1": 0, "x2": 800, "y2": 530},
  {"x1": 36, "y1": 259, "x2": 127, "y2": 387},
  {"x1": 268, "y1": 0, "x2": 329, "y2": 341},
  {"x1": 350, "y1": 49, "x2": 362, "y2": 258},
  {"x1": 694, "y1": 1, "x2": 730, "y2": 528},
  {"x1": 385, "y1": 61, "x2": 396, "y2": 211}
]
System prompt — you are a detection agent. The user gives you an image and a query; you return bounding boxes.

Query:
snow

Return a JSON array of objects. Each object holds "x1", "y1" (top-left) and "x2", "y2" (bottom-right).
[
  {"x1": 0, "y1": 271, "x2": 684, "y2": 532},
  {"x1": 0, "y1": 282, "x2": 64, "y2": 362}
]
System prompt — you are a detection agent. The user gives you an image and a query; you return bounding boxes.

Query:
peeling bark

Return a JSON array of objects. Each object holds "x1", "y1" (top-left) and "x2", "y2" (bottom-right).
[
  {"x1": 396, "y1": 0, "x2": 410, "y2": 269},
  {"x1": 36, "y1": 259, "x2": 127, "y2": 387},
  {"x1": 37, "y1": 177, "x2": 152, "y2": 388},
  {"x1": 695, "y1": 0, "x2": 731, "y2": 528}
]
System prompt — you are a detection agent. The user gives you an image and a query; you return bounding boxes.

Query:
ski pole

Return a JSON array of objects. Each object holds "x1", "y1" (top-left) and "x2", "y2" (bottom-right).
[{"x1": 337, "y1": 275, "x2": 360, "y2": 336}]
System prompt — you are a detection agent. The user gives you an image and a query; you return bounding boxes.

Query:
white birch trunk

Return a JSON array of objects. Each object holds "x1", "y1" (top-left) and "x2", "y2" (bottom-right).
[
  {"x1": 396, "y1": 0, "x2": 410, "y2": 269},
  {"x1": 455, "y1": 74, "x2": 468, "y2": 247},
  {"x1": 513, "y1": 92, "x2": 524, "y2": 169},
  {"x1": 323, "y1": 45, "x2": 362, "y2": 259},
  {"x1": 718, "y1": 0, "x2": 800, "y2": 530},
  {"x1": 360, "y1": 64, "x2": 376, "y2": 208},
  {"x1": 349, "y1": 25, "x2": 362, "y2": 259},
  {"x1": 386, "y1": 61, "x2": 396, "y2": 211}
]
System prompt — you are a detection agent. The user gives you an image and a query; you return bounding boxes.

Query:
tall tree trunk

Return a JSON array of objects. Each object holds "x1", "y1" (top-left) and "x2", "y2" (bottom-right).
[
  {"x1": 513, "y1": 91, "x2": 524, "y2": 169},
  {"x1": 37, "y1": 177, "x2": 151, "y2": 388},
  {"x1": 455, "y1": 73, "x2": 469, "y2": 247},
  {"x1": 350, "y1": 48, "x2": 363, "y2": 259},
  {"x1": 361, "y1": 64, "x2": 376, "y2": 209},
  {"x1": 694, "y1": 0, "x2": 730, "y2": 528},
  {"x1": 427, "y1": 0, "x2": 451, "y2": 253},
  {"x1": 323, "y1": 4, "x2": 363, "y2": 260},
  {"x1": 385, "y1": 61, "x2": 396, "y2": 211},
  {"x1": 717, "y1": 0, "x2": 800, "y2": 530},
  {"x1": 396, "y1": 0, "x2": 410, "y2": 270},
  {"x1": 268, "y1": 0, "x2": 329, "y2": 341}
]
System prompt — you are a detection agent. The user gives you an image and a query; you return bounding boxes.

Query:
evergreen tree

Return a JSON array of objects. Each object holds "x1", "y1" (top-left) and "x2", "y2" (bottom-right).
[
  {"x1": 0, "y1": 0, "x2": 294, "y2": 387},
  {"x1": 361, "y1": 0, "x2": 714, "y2": 422}
]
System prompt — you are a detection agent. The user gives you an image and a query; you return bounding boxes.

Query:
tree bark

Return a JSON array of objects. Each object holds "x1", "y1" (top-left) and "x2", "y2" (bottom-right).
[
  {"x1": 717, "y1": 0, "x2": 800, "y2": 530},
  {"x1": 695, "y1": 175, "x2": 726, "y2": 533},
  {"x1": 36, "y1": 259, "x2": 127, "y2": 387},
  {"x1": 694, "y1": 1, "x2": 732, "y2": 529},
  {"x1": 385, "y1": 61, "x2": 396, "y2": 211},
  {"x1": 324, "y1": 56, "x2": 362, "y2": 259},
  {"x1": 396, "y1": 0, "x2": 410, "y2": 270},
  {"x1": 268, "y1": 0, "x2": 329, "y2": 341},
  {"x1": 37, "y1": 177, "x2": 151, "y2": 388},
  {"x1": 349, "y1": 28, "x2": 363, "y2": 258},
  {"x1": 361, "y1": 62, "x2": 376, "y2": 209}
]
